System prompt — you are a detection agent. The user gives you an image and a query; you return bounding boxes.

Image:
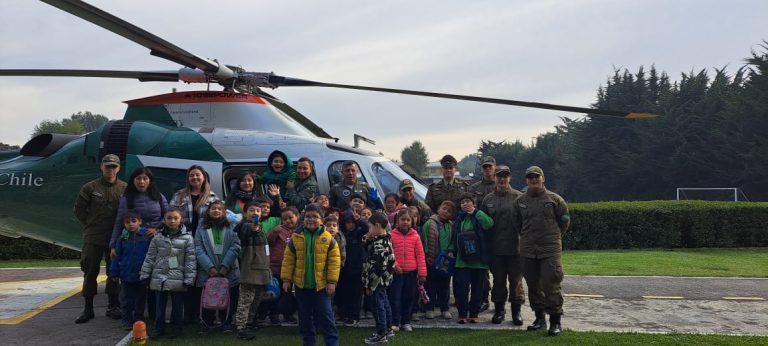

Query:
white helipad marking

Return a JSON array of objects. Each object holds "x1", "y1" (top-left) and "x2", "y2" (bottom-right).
[{"x1": 0, "y1": 275, "x2": 105, "y2": 324}]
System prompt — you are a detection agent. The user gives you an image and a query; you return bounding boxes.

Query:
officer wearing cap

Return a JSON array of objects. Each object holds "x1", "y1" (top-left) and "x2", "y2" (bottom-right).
[
  {"x1": 425, "y1": 154, "x2": 469, "y2": 212},
  {"x1": 513, "y1": 166, "x2": 570, "y2": 336},
  {"x1": 398, "y1": 178, "x2": 432, "y2": 223},
  {"x1": 480, "y1": 165, "x2": 525, "y2": 325},
  {"x1": 73, "y1": 154, "x2": 127, "y2": 323}
]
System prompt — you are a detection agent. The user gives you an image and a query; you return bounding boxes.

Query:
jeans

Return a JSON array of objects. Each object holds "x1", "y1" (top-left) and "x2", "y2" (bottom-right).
[
  {"x1": 155, "y1": 291, "x2": 184, "y2": 334},
  {"x1": 388, "y1": 271, "x2": 417, "y2": 325},
  {"x1": 372, "y1": 286, "x2": 392, "y2": 336},
  {"x1": 295, "y1": 288, "x2": 339, "y2": 346},
  {"x1": 119, "y1": 281, "x2": 147, "y2": 326},
  {"x1": 425, "y1": 267, "x2": 451, "y2": 312},
  {"x1": 453, "y1": 268, "x2": 485, "y2": 318}
]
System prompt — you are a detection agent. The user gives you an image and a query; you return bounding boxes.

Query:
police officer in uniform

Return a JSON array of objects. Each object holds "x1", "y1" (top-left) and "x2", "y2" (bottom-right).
[
  {"x1": 513, "y1": 166, "x2": 570, "y2": 336},
  {"x1": 469, "y1": 156, "x2": 497, "y2": 311},
  {"x1": 73, "y1": 154, "x2": 127, "y2": 323},
  {"x1": 329, "y1": 160, "x2": 374, "y2": 211},
  {"x1": 425, "y1": 154, "x2": 468, "y2": 212},
  {"x1": 481, "y1": 165, "x2": 525, "y2": 325}
]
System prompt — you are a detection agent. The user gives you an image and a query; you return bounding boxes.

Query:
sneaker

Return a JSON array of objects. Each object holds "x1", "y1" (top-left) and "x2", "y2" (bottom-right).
[
  {"x1": 198, "y1": 325, "x2": 211, "y2": 335},
  {"x1": 468, "y1": 317, "x2": 479, "y2": 324},
  {"x1": 402, "y1": 324, "x2": 413, "y2": 332},
  {"x1": 221, "y1": 324, "x2": 235, "y2": 333},
  {"x1": 425, "y1": 310, "x2": 436, "y2": 319},
  {"x1": 106, "y1": 306, "x2": 122, "y2": 320},
  {"x1": 390, "y1": 325, "x2": 400, "y2": 332},
  {"x1": 270, "y1": 316, "x2": 281, "y2": 326},
  {"x1": 238, "y1": 328, "x2": 256, "y2": 340},
  {"x1": 344, "y1": 319, "x2": 359, "y2": 327},
  {"x1": 480, "y1": 301, "x2": 490, "y2": 312},
  {"x1": 457, "y1": 318, "x2": 467, "y2": 324},
  {"x1": 364, "y1": 333, "x2": 388, "y2": 344},
  {"x1": 441, "y1": 311, "x2": 452, "y2": 319},
  {"x1": 283, "y1": 316, "x2": 298, "y2": 325},
  {"x1": 386, "y1": 328, "x2": 396, "y2": 338},
  {"x1": 411, "y1": 314, "x2": 420, "y2": 322}
]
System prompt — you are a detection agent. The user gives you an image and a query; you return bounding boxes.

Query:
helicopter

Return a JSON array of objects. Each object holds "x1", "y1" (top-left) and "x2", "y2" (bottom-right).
[{"x1": 0, "y1": 0, "x2": 655, "y2": 251}]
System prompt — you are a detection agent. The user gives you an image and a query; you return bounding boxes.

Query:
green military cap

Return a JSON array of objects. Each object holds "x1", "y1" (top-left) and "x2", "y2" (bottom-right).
[
  {"x1": 101, "y1": 154, "x2": 120, "y2": 167},
  {"x1": 495, "y1": 165, "x2": 511, "y2": 176},
  {"x1": 481, "y1": 156, "x2": 496, "y2": 166},
  {"x1": 399, "y1": 179, "x2": 414, "y2": 190},
  {"x1": 440, "y1": 154, "x2": 457, "y2": 168},
  {"x1": 525, "y1": 165, "x2": 544, "y2": 177}
]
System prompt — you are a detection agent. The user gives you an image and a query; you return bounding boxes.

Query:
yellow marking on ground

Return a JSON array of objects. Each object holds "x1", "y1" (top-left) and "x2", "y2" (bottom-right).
[
  {"x1": 564, "y1": 294, "x2": 605, "y2": 298},
  {"x1": 642, "y1": 295, "x2": 684, "y2": 300},
  {"x1": 0, "y1": 287, "x2": 19, "y2": 291},
  {"x1": 0, "y1": 275, "x2": 106, "y2": 325},
  {"x1": 723, "y1": 297, "x2": 766, "y2": 301},
  {"x1": 0, "y1": 277, "x2": 83, "y2": 285}
]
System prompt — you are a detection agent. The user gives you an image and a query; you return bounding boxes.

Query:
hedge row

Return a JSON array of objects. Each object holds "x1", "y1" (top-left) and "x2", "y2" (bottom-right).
[
  {"x1": 565, "y1": 201, "x2": 768, "y2": 249},
  {"x1": 0, "y1": 235, "x2": 79, "y2": 260}
]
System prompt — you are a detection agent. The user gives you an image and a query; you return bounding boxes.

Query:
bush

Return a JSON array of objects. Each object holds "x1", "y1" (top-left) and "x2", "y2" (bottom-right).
[
  {"x1": 0, "y1": 235, "x2": 80, "y2": 260},
  {"x1": 565, "y1": 201, "x2": 768, "y2": 249}
]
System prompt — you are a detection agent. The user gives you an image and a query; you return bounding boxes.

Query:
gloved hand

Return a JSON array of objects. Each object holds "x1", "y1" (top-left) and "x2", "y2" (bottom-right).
[{"x1": 368, "y1": 186, "x2": 379, "y2": 202}]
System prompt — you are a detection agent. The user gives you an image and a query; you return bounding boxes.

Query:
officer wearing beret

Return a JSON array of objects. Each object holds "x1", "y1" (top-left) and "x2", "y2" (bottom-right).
[
  {"x1": 425, "y1": 154, "x2": 469, "y2": 212},
  {"x1": 513, "y1": 166, "x2": 570, "y2": 336}
]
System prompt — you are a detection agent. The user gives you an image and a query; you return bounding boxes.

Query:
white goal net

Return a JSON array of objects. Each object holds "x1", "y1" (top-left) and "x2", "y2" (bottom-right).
[{"x1": 676, "y1": 188, "x2": 750, "y2": 201}]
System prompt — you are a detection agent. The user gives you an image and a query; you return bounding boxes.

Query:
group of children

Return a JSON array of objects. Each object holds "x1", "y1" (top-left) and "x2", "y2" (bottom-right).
[{"x1": 109, "y1": 168, "x2": 495, "y2": 345}]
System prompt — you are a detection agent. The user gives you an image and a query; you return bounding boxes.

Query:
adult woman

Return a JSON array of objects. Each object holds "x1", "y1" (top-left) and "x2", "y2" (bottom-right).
[
  {"x1": 226, "y1": 172, "x2": 259, "y2": 216},
  {"x1": 169, "y1": 165, "x2": 219, "y2": 324},
  {"x1": 109, "y1": 167, "x2": 168, "y2": 320}
]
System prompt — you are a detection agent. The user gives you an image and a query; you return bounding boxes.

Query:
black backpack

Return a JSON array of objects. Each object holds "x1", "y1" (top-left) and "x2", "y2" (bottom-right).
[{"x1": 452, "y1": 214, "x2": 492, "y2": 265}]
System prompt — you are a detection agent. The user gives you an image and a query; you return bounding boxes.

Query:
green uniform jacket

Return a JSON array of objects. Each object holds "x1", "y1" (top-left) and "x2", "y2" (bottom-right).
[
  {"x1": 74, "y1": 177, "x2": 127, "y2": 246},
  {"x1": 513, "y1": 187, "x2": 570, "y2": 259},
  {"x1": 481, "y1": 186, "x2": 523, "y2": 256},
  {"x1": 469, "y1": 178, "x2": 496, "y2": 206},
  {"x1": 425, "y1": 178, "x2": 469, "y2": 212},
  {"x1": 329, "y1": 180, "x2": 371, "y2": 211},
  {"x1": 448, "y1": 210, "x2": 494, "y2": 270}
]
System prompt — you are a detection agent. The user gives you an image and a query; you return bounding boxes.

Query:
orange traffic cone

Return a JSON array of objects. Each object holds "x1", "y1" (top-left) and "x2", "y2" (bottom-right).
[{"x1": 130, "y1": 320, "x2": 147, "y2": 345}]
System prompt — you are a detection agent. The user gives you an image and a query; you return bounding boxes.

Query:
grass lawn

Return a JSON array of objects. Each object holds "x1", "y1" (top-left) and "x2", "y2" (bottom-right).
[
  {"x1": 563, "y1": 248, "x2": 768, "y2": 277},
  {"x1": 144, "y1": 326, "x2": 768, "y2": 345},
  {"x1": 0, "y1": 259, "x2": 79, "y2": 268}
]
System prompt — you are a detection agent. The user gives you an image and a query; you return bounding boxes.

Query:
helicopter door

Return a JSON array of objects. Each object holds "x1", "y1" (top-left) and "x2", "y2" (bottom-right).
[{"x1": 134, "y1": 155, "x2": 223, "y2": 198}]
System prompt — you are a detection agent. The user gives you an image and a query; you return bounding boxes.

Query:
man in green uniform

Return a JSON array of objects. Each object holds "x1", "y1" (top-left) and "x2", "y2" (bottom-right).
[
  {"x1": 481, "y1": 165, "x2": 525, "y2": 325},
  {"x1": 425, "y1": 154, "x2": 469, "y2": 212},
  {"x1": 73, "y1": 154, "x2": 127, "y2": 323},
  {"x1": 513, "y1": 166, "x2": 570, "y2": 336},
  {"x1": 329, "y1": 161, "x2": 372, "y2": 211},
  {"x1": 398, "y1": 178, "x2": 432, "y2": 223},
  {"x1": 470, "y1": 156, "x2": 497, "y2": 311}
]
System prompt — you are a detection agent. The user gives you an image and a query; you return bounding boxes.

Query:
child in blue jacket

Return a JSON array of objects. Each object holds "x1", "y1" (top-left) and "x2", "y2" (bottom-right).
[{"x1": 110, "y1": 210, "x2": 151, "y2": 330}]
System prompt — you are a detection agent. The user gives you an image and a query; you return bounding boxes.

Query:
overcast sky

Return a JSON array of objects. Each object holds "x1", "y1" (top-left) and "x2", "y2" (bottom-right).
[{"x1": 1, "y1": 0, "x2": 765, "y2": 161}]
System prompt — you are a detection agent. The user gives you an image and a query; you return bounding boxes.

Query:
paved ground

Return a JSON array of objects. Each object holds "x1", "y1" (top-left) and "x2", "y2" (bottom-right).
[{"x1": 0, "y1": 268, "x2": 766, "y2": 346}]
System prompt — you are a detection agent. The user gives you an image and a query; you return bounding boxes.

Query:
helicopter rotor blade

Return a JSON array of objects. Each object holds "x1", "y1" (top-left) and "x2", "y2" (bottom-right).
[
  {"x1": 267, "y1": 75, "x2": 657, "y2": 119},
  {"x1": 39, "y1": 0, "x2": 229, "y2": 78},
  {"x1": 0, "y1": 69, "x2": 180, "y2": 82}
]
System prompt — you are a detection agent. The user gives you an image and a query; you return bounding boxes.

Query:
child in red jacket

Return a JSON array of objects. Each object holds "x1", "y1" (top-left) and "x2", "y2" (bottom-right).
[{"x1": 388, "y1": 209, "x2": 426, "y2": 332}]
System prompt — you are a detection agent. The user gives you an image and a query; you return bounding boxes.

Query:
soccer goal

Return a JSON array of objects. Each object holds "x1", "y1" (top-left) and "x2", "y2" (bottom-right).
[{"x1": 675, "y1": 188, "x2": 750, "y2": 201}]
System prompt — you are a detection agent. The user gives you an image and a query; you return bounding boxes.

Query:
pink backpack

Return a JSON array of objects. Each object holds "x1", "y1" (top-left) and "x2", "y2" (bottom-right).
[{"x1": 200, "y1": 276, "x2": 230, "y2": 317}]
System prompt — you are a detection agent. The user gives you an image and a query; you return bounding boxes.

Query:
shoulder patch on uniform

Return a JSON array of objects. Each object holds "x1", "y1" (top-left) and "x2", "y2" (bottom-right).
[
  {"x1": 342, "y1": 190, "x2": 351, "y2": 197},
  {"x1": 544, "y1": 201, "x2": 555, "y2": 208},
  {"x1": 518, "y1": 202, "x2": 528, "y2": 209}
]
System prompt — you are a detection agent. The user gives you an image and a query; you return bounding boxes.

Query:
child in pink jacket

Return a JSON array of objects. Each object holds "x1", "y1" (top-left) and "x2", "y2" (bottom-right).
[{"x1": 388, "y1": 209, "x2": 426, "y2": 332}]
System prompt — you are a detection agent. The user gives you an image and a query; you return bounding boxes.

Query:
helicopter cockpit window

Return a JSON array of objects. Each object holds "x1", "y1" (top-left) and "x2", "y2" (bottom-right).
[
  {"x1": 328, "y1": 160, "x2": 368, "y2": 187},
  {"x1": 371, "y1": 162, "x2": 400, "y2": 197},
  {"x1": 147, "y1": 167, "x2": 188, "y2": 202}
]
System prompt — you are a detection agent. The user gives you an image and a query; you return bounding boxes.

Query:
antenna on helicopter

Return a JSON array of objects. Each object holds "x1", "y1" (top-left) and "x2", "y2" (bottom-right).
[{"x1": 354, "y1": 134, "x2": 376, "y2": 148}]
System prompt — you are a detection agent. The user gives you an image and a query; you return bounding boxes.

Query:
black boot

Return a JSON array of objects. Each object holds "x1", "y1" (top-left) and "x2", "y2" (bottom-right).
[
  {"x1": 548, "y1": 314, "x2": 562, "y2": 336},
  {"x1": 491, "y1": 303, "x2": 505, "y2": 324},
  {"x1": 75, "y1": 296, "x2": 95, "y2": 324},
  {"x1": 511, "y1": 303, "x2": 523, "y2": 326},
  {"x1": 526, "y1": 310, "x2": 546, "y2": 331}
]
